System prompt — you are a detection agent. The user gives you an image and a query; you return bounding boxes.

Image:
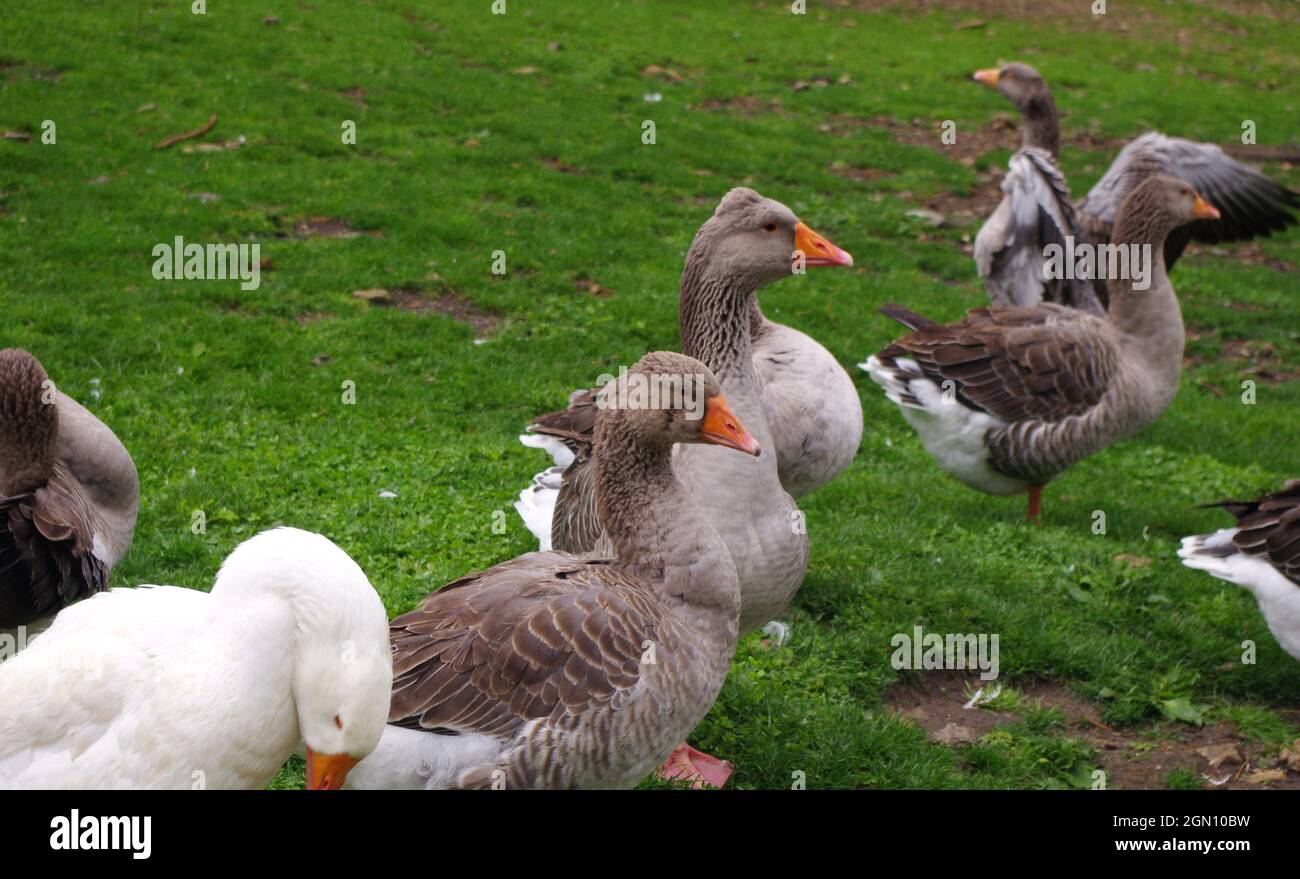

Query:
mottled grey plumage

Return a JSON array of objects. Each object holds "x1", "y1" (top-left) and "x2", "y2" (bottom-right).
[
  {"x1": 526, "y1": 189, "x2": 813, "y2": 632},
  {"x1": 1079, "y1": 132, "x2": 1300, "y2": 270},
  {"x1": 0, "y1": 350, "x2": 138, "y2": 631},
  {"x1": 974, "y1": 148, "x2": 1106, "y2": 315},
  {"x1": 749, "y1": 296, "x2": 863, "y2": 499},
  {"x1": 354, "y1": 352, "x2": 744, "y2": 789},
  {"x1": 974, "y1": 63, "x2": 1298, "y2": 312},
  {"x1": 866, "y1": 176, "x2": 1202, "y2": 506}
]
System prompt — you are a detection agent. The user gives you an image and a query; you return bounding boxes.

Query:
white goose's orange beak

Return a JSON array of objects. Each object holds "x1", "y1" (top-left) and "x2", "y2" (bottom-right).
[
  {"x1": 305, "y1": 748, "x2": 360, "y2": 790},
  {"x1": 794, "y1": 222, "x2": 854, "y2": 268},
  {"x1": 972, "y1": 68, "x2": 1000, "y2": 87},
  {"x1": 1193, "y1": 193, "x2": 1220, "y2": 220},
  {"x1": 700, "y1": 395, "x2": 760, "y2": 457}
]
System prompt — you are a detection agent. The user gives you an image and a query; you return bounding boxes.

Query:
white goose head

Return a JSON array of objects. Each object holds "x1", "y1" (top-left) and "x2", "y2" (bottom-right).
[{"x1": 212, "y1": 527, "x2": 393, "y2": 790}]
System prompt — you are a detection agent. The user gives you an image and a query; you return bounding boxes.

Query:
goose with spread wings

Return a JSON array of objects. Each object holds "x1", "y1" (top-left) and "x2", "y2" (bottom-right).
[{"x1": 971, "y1": 63, "x2": 1298, "y2": 315}]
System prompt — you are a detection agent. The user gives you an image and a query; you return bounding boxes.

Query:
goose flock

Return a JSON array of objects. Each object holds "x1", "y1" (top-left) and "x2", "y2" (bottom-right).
[{"x1": 1, "y1": 62, "x2": 1296, "y2": 790}]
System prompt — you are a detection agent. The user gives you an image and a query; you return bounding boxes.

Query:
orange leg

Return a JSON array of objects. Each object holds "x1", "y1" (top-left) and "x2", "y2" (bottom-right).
[{"x1": 1026, "y1": 485, "x2": 1043, "y2": 524}]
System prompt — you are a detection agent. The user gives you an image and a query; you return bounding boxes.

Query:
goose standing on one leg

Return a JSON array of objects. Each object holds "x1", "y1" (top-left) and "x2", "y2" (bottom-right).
[
  {"x1": 970, "y1": 63, "x2": 1298, "y2": 313},
  {"x1": 1179, "y1": 482, "x2": 1300, "y2": 662},
  {"x1": 0, "y1": 349, "x2": 139, "y2": 646},
  {"x1": 0, "y1": 527, "x2": 392, "y2": 789},
  {"x1": 863, "y1": 175, "x2": 1219, "y2": 522},
  {"x1": 347, "y1": 352, "x2": 757, "y2": 790}
]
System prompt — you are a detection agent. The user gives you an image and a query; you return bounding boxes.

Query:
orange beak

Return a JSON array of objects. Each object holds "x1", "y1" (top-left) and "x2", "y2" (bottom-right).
[
  {"x1": 972, "y1": 68, "x2": 1000, "y2": 87},
  {"x1": 793, "y1": 222, "x2": 853, "y2": 268},
  {"x1": 305, "y1": 747, "x2": 360, "y2": 790},
  {"x1": 1192, "y1": 193, "x2": 1221, "y2": 220},
  {"x1": 700, "y1": 395, "x2": 760, "y2": 457}
]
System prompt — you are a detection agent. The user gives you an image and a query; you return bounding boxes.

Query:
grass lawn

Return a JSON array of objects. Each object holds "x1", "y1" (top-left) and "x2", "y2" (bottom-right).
[{"x1": 2, "y1": 0, "x2": 1297, "y2": 789}]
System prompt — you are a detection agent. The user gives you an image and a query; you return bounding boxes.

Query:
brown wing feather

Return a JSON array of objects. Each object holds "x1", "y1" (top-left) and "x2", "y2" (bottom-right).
[
  {"x1": 876, "y1": 304, "x2": 1119, "y2": 423},
  {"x1": 0, "y1": 464, "x2": 109, "y2": 627},
  {"x1": 550, "y1": 457, "x2": 605, "y2": 554},
  {"x1": 389, "y1": 552, "x2": 668, "y2": 738},
  {"x1": 1208, "y1": 481, "x2": 1300, "y2": 585},
  {"x1": 528, "y1": 388, "x2": 599, "y2": 458},
  {"x1": 528, "y1": 388, "x2": 608, "y2": 553}
]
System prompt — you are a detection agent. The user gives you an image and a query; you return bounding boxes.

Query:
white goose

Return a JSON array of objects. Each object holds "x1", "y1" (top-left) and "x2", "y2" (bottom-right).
[{"x1": 0, "y1": 527, "x2": 392, "y2": 789}]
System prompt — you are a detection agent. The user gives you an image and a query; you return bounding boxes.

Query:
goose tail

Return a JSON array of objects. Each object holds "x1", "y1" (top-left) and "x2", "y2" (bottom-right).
[
  {"x1": 513, "y1": 466, "x2": 561, "y2": 551},
  {"x1": 1177, "y1": 528, "x2": 1247, "y2": 584},
  {"x1": 0, "y1": 349, "x2": 58, "y2": 496}
]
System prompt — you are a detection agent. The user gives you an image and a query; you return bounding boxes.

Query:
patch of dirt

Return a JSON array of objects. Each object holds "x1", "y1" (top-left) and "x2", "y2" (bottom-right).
[
  {"x1": 827, "y1": 161, "x2": 894, "y2": 183},
  {"x1": 1220, "y1": 338, "x2": 1299, "y2": 384},
  {"x1": 838, "y1": 0, "x2": 1297, "y2": 36},
  {"x1": 861, "y1": 114, "x2": 1016, "y2": 166},
  {"x1": 0, "y1": 59, "x2": 62, "y2": 81},
  {"x1": 688, "y1": 95, "x2": 785, "y2": 117},
  {"x1": 1199, "y1": 241, "x2": 1296, "y2": 273},
  {"x1": 338, "y1": 86, "x2": 367, "y2": 109},
  {"x1": 1184, "y1": 328, "x2": 1298, "y2": 384},
  {"x1": 352, "y1": 286, "x2": 499, "y2": 337},
  {"x1": 285, "y1": 216, "x2": 382, "y2": 239},
  {"x1": 294, "y1": 311, "x2": 335, "y2": 326},
  {"x1": 573, "y1": 276, "x2": 613, "y2": 297},
  {"x1": 885, "y1": 670, "x2": 1300, "y2": 790},
  {"x1": 541, "y1": 156, "x2": 582, "y2": 175}
]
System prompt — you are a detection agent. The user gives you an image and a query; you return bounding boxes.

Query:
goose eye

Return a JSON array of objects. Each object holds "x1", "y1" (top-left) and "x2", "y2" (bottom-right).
[
  {"x1": 334, "y1": 714, "x2": 343, "y2": 730},
  {"x1": 763, "y1": 222, "x2": 777, "y2": 232}
]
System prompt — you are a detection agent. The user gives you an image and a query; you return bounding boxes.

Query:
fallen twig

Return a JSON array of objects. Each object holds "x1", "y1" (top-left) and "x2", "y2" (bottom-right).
[{"x1": 154, "y1": 114, "x2": 217, "y2": 150}]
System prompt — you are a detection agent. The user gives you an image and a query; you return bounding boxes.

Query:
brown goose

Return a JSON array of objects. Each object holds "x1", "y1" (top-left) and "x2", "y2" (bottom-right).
[
  {"x1": 971, "y1": 63, "x2": 1298, "y2": 314},
  {"x1": 345, "y1": 352, "x2": 758, "y2": 789},
  {"x1": 863, "y1": 175, "x2": 1218, "y2": 521},
  {"x1": 0, "y1": 350, "x2": 139, "y2": 639},
  {"x1": 516, "y1": 189, "x2": 854, "y2": 636},
  {"x1": 1180, "y1": 482, "x2": 1300, "y2": 661}
]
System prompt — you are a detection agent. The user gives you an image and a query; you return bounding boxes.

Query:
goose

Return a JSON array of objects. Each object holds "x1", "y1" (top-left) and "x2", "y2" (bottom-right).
[
  {"x1": 0, "y1": 349, "x2": 139, "y2": 644},
  {"x1": 1179, "y1": 482, "x2": 1300, "y2": 662},
  {"x1": 346, "y1": 352, "x2": 757, "y2": 790},
  {"x1": 750, "y1": 290, "x2": 864, "y2": 500},
  {"x1": 0, "y1": 527, "x2": 392, "y2": 789},
  {"x1": 862, "y1": 175, "x2": 1219, "y2": 521},
  {"x1": 971, "y1": 63, "x2": 1298, "y2": 314},
  {"x1": 516, "y1": 189, "x2": 853, "y2": 637}
]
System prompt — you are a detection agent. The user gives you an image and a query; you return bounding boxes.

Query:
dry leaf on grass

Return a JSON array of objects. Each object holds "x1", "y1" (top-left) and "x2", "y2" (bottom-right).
[{"x1": 1196, "y1": 743, "x2": 1241, "y2": 768}]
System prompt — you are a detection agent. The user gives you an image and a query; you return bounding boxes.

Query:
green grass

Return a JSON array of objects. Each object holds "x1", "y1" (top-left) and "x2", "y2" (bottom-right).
[{"x1": 1, "y1": 0, "x2": 1297, "y2": 789}]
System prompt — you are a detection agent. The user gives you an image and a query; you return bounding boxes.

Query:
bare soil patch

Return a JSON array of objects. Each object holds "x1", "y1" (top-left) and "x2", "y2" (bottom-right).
[
  {"x1": 352, "y1": 286, "x2": 499, "y2": 337},
  {"x1": 886, "y1": 670, "x2": 1300, "y2": 789},
  {"x1": 285, "y1": 216, "x2": 383, "y2": 239}
]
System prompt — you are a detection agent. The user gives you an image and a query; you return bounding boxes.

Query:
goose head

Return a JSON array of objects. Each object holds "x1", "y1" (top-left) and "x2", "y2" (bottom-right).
[
  {"x1": 1118, "y1": 174, "x2": 1220, "y2": 239},
  {"x1": 596, "y1": 351, "x2": 760, "y2": 457},
  {"x1": 687, "y1": 188, "x2": 853, "y2": 289},
  {"x1": 212, "y1": 527, "x2": 393, "y2": 790},
  {"x1": 296, "y1": 634, "x2": 393, "y2": 791},
  {"x1": 971, "y1": 62, "x2": 1050, "y2": 112}
]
